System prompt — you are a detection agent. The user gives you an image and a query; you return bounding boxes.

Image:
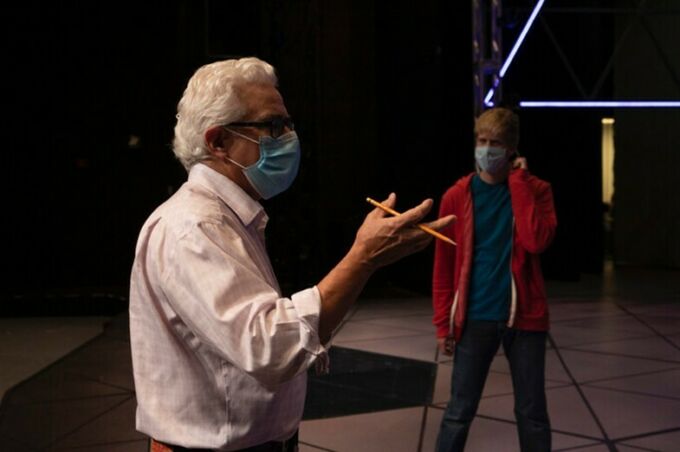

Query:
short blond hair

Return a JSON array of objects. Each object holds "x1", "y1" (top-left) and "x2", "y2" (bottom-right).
[{"x1": 474, "y1": 107, "x2": 519, "y2": 149}]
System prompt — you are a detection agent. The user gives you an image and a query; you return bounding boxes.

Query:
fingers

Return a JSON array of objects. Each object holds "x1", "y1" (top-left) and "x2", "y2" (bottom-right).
[
  {"x1": 437, "y1": 337, "x2": 454, "y2": 356},
  {"x1": 393, "y1": 198, "x2": 433, "y2": 227},
  {"x1": 424, "y1": 214, "x2": 456, "y2": 231},
  {"x1": 367, "y1": 192, "x2": 396, "y2": 220},
  {"x1": 513, "y1": 157, "x2": 528, "y2": 170},
  {"x1": 381, "y1": 192, "x2": 396, "y2": 208}
]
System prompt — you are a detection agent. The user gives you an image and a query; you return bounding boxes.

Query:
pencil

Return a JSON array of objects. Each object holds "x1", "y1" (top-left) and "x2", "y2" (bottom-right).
[{"x1": 366, "y1": 197, "x2": 457, "y2": 246}]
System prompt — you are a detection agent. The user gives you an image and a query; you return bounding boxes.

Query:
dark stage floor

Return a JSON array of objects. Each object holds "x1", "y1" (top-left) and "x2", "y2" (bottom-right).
[{"x1": 1, "y1": 265, "x2": 679, "y2": 451}]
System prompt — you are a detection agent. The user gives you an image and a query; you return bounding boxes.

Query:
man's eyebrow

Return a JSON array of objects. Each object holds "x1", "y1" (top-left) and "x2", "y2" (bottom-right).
[{"x1": 253, "y1": 112, "x2": 287, "y2": 121}]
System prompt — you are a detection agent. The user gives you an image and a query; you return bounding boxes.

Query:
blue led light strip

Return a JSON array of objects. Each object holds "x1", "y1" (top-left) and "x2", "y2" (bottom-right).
[
  {"x1": 484, "y1": 88, "x2": 496, "y2": 107},
  {"x1": 484, "y1": 0, "x2": 546, "y2": 107},
  {"x1": 520, "y1": 101, "x2": 680, "y2": 108},
  {"x1": 499, "y1": 0, "x2": 546, "y2": 78}
]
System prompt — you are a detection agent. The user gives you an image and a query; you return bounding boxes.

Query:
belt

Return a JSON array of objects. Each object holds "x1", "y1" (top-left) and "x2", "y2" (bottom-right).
[{"x1": 150, "y1": 431, "x2": 298, "y2": 452}]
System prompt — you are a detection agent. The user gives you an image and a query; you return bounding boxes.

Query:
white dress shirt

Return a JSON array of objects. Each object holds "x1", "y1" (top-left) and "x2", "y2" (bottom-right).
[{"x1": 129, "y1": 163, "x2": 326, "y2": 450}]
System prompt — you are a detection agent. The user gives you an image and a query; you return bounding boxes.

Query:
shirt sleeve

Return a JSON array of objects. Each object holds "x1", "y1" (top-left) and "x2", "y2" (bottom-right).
[{"x1": 159, "y1": 220, "x2": 326, "y2": 389}]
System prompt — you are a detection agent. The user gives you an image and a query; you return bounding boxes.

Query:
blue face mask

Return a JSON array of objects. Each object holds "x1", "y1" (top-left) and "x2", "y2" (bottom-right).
[
  {"x1": 475, "y1": 145, "x2": 508, "y2": 175},
  {"x1": 225, "y1": 130, "x2": 301, "y2": 199}
]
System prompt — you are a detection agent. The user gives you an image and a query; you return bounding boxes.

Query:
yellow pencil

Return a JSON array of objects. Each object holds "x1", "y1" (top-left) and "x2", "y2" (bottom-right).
[{"x1": 366, "y1": 197, "x2": 457, "y2": 246}]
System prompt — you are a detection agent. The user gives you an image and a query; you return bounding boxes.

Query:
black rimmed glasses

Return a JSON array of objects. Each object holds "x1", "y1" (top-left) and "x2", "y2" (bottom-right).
[{"x1": 226, "y1": 116, "x2": 295, "y2": 139}]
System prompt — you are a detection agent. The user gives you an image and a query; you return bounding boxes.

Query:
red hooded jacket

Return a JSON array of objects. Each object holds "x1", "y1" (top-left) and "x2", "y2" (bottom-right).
[{"x1": 432, "y1": 169, "x2": 557, "y2": 341}]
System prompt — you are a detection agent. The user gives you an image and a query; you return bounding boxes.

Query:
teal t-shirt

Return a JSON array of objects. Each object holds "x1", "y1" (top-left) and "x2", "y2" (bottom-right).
[{"x1": 468, "y1": 174, "x2": 513, "y2": 321}]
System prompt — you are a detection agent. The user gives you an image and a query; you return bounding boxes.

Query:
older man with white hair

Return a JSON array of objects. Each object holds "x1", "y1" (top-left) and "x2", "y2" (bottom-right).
[{"x1": 129, "y1": 57, "x2": 454, "y2": 452}]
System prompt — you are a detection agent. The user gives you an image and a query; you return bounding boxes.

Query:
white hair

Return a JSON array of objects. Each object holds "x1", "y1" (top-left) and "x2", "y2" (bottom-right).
[{"x1": 172, "y1": 57, "x2": 278, "y2": 170}]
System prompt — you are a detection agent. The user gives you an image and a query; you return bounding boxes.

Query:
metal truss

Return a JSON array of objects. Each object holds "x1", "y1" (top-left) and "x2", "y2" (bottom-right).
[
  {"x1": 472, "y1": 0, "x2": 504, "y2": 116},
  {"x1": 475, "y1": 0, "x2": 680, "y2": 111}
]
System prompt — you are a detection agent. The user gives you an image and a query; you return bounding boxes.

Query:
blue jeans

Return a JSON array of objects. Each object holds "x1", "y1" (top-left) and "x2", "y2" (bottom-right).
[{"x1": 436, "y1": 320, "x2": 551, "y2": 452}]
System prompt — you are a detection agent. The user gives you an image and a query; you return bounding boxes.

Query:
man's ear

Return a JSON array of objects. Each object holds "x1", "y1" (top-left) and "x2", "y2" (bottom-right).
[{"x1": 205, "y1": 126, "x2": 231, "y2": 157}]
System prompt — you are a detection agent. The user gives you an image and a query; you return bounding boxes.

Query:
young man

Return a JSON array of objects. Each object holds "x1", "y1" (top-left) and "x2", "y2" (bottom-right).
[
  {"x1": 432, "y1": 107, "x2": 557, "y2": 452},
  {"x1": 129, "y1": 57, "x2": 454, "y2": 452}
]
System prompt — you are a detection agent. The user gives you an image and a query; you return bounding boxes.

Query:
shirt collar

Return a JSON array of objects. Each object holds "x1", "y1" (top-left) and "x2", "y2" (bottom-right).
[{"x1": 188, "y1": 163, "x2": 268, "y2": 228}]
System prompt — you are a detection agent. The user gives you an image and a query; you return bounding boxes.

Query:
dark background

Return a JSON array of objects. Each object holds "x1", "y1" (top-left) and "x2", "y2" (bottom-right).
[{"x1": 2, "y1": 0, "x2": 678, "y2": 313}]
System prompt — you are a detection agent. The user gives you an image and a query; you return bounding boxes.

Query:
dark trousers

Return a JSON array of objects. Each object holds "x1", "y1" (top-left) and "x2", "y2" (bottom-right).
[{"x1": 436, "y1": 320, "x2": 551, "y2": 452}]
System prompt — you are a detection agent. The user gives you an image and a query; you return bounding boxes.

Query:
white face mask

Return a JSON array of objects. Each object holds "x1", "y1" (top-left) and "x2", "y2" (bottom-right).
[{"x1": 475, "y1": 145, "x2": 508, "y2": 175}]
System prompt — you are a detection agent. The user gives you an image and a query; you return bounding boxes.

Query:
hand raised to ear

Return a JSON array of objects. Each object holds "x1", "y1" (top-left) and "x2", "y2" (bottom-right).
[{"x1": 512, "y1": 156, "x2": 528, "y2": 170}]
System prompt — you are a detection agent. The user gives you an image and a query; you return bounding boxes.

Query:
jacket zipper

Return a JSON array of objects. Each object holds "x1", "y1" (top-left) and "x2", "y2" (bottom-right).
[{"x1": 507, "y1": 217, "x2": 517, "y2": 327}]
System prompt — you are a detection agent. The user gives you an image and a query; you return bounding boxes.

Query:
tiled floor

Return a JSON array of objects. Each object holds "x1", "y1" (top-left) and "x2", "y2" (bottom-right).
[
  {"x1": 0, "y1": 317, "x2": 108, "y2": 400},
  {"x1": 0, "y1": 265, "x2": 678, "y2": 451}
]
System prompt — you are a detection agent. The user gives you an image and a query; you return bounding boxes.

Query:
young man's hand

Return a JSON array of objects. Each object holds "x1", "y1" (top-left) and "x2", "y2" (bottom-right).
[
  {"x1": 512, "y1": 156, "x2": 528, "y2": 170},
  {"x1": 437, "y1": 336, "x2": 454, "y2": 356}
]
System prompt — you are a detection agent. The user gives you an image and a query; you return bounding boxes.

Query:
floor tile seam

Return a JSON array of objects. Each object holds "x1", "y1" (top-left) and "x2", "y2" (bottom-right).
[
  {"x1": 335, "y1": 319, "x2": 433, "y2": 335},
  {"x1": 336, "y1": 303, "x2": 364, "y2": 326},
  {"x1": 73, "y1": 374, "x2": 137, "y2": 394},
  {"x1": 298, "y1": 440, "x2": 336, "y2": 451},
  {"x1": 548, "y1": 332, "x2": 658, "y2": 350},
  {"x1": 416, "y1": 406, "x2": 429, "y2": 452},
  {"x1": 51, "y1": 437, "x2": 149, "y2": 451},
  {"x1": 545, "y1": 376, "x2": 575, "y2": 385},
  {"x1": 99, "y1": 335, "x2": 131, "y2": 345},
  {"x1": 349, "y1": 310, "x2": 432, "y2": 316},
  {"x1": 0, "y1": 333, "x2": 109, "y2": 411},
  {"x1": 550, "y1": 325, "x2": 655, "y2": 336},
  {"x1": 479, "y1": 367, "x2": 573, "y2": 385},
  {"x1": 325, "y1": 345, "x2": 438, "y2": 364},
  {"x1": 43, "y1": 393, "x2": 135, "y2": 450},
  {"x1": 331, "y1": 318, "x2": 352, "y2": 337},
  {"x1": 536, "y1": 426, "x2": 607, "y2": 444},
  {"x1": 559, "y1": 345, "x2": 680, "y2": 365},
  {"x1": 546, "y1": 335, "x2": 613, "y2": 443},
  {"x1": 0, "y1": 393, "x2": 134, "y2": 414},
  {"x1": 610, "y1": 425, "x2": 680, "y2": 444},
  {"x1": 307, "y1": 379, "x2": 431, "y2": 405},
  {"x1": 476, "y1": 382, "x2": 574, "y2": 401},
  {"x1": 621, "y1": 299, "x2": 680, "y2": 307},
  {"x1": 3, "y1": 390, "x2": 134, "y2": 407},
  {"x1": 579, "y1": 382, "x2": 680, "y2": 401},
  {"x1": 473, "y1": 389, "x2": 516, "y2": 400},
  {"x1": 331, "y1": 331, "x2": 434, "y2": 344},
  {"x1": 475, "y1": 413, "x2": 607, "y2": 442},
  {"x1": 550, "y1": 313, "x2": 632, "y2": 325},
  {"x1": 334, "y1": 311, "x2": 431, "y2": 334},
  {"x1": 347, "y1": 313, "x2": 433, "y2": 322},
  {"x1": 576, "y1": 365, "x2": 680, "y2": 385},
  {"x1": 63, "y1": 367, "x2": 135, "y2": 390},
  {"x1": 634, "y1": 312, "x2": 680, "y2": 319},
  {"x1": 0, "y1": 430, "x2": 40, "y2": 452},
  {"x1": 616, "y1": 304, "x2": 680, "y2": 352},
  {"x1": 551, "y1": 321, "x2": 654, "y2": 332},
  {"x1": 343, "y1": 319, "x2": 434, "y2": 334},
  {"x1": 427, "y1": 403, "x2": 445, "y2": 410},
  {"x1": 611, "y1": 444, "x2": 659, "y2": 452},
  {"x1": 546, "y1": 295, "x2": 613, "y2": 301},
  {"x1": 310, "y1": 377, "x2": 433, "y2": 396},
  {"x1": 551, "y1": 444, "x2": 604, "y2": 452}
]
